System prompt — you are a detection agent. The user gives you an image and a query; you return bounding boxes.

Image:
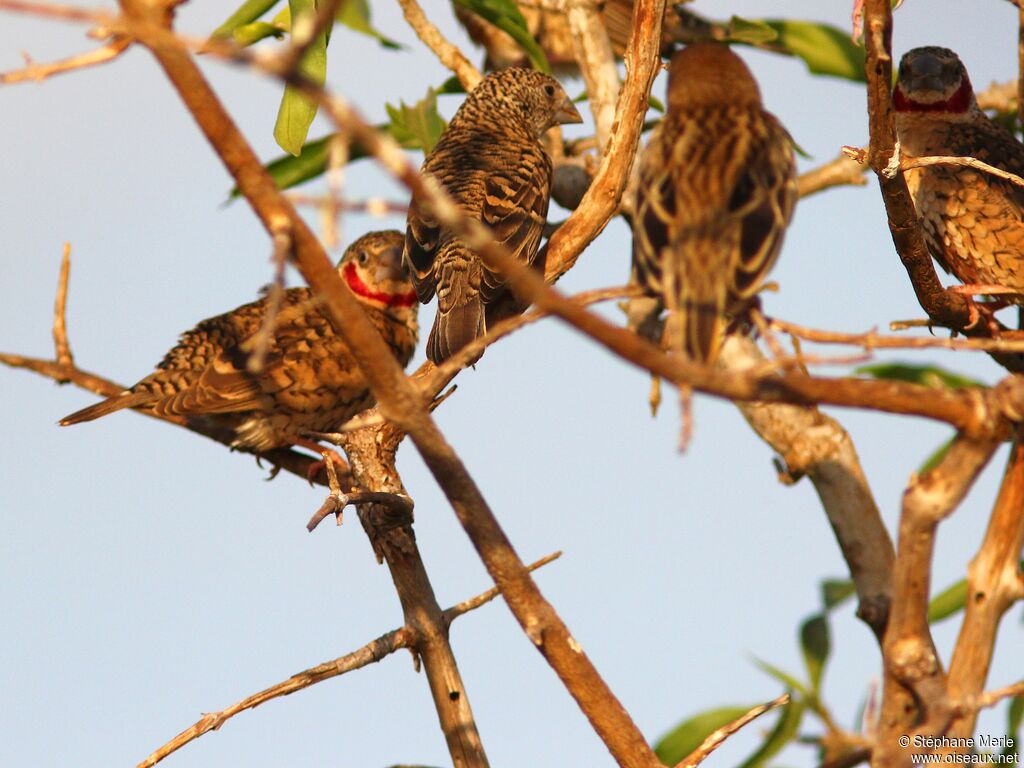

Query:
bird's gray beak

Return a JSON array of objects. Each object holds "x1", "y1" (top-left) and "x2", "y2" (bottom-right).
[
  {"x1": 555, "y1": 96, "x2": 583, "y2": 126},
  {"x1": 375, "y1": 243, "x2": 408, "y2": 283},
  {"x1": 905, "y1": 53, "x2": 945, "y2": 93}
]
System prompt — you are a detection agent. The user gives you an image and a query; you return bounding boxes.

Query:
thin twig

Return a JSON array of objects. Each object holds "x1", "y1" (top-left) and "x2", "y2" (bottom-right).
[
  {"x1": 797, "y1": 153, "x2": 868, "y2": 198},
  {"x1": 247, "y1": 221, "x2": 291, "y2": 373},
  {"x1": 136, "y1": 551, "x2": 560, "y2": 768},
  {"x1": 771, "y1": 317, "x2": 1024, "y2": 354},
  {"x1": 394, "y1": 0, "x2": 481, "y2": 91},
  {"x1": 902, "y1": 154, "x2": 1024, "y2": 189},
  {"x1": 285, "y1": 193, "x2": 407, "y2": 216},
  {"x1": 674, "y1": 693, "x2": 790, "y2": 768},
  {"x1": 52, "y1": 243, "x2": 74, "y2": 378},
  {"x1": 0, "y1": 35, "x2": 129, "y2": 83}
]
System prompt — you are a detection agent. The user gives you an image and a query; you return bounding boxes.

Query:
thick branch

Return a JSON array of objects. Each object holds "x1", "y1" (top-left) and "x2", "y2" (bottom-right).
[
  {"x1": 720, "y1": 337, "x2": 894, "y2": 640},
  {"x1": 944, "y1": 436, "x2": 1024, "y2": 739},
  {"x1": 875, "y1": 434, "x2": 999, "y2": 768},
  {"x1": 563, "y1": 0, "x2": 618, "y2": 151}
]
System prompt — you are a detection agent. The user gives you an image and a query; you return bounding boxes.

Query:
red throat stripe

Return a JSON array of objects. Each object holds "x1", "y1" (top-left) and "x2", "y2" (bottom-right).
[
  {"x1": 893, "y1": 79, "x2": 973, "y2": 113},
  {"x1": 343, "y1": 262, "x2": 418, "y2": 308}
]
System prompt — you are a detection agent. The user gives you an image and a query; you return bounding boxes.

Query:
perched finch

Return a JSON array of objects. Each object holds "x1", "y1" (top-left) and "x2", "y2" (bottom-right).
[
  {"x1": 631, "y1": 43, "x2": 797, "y2": 362},
  {"x1": 405, "y1": 68, "x2": 582, "y2": 363},
  {"x1": 61, "y1": 231, "x2": 418, "y2": 463},
  {"x1": 894, "y1": 46, "x2": 1024, "y2": 301}
]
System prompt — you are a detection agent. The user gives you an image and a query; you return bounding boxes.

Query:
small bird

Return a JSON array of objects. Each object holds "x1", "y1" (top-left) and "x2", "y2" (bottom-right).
[
  {"x1": 405, "y1": 67, "x2": 582, "y2": 363},
  {"x1": 60, "y1": 231, "x2": 419, "y2": 466},
  {"x1": 631, "y1": 42, "x2": 797, "y2": 363},
  {"x1": 894, "y1": 46, "x2": 1024, "y2": 305}
]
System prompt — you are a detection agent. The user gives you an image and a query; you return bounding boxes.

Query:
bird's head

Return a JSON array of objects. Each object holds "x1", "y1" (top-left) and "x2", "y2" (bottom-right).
[
  {"x1": 339, "y1": 230, "x2": 419, "y2": 312},
  {"x1": 894, "y1": 47, "x2": 975, "y2": 114},
  {"x1": 466, "y1": 68, "x2": 582, "y2": 138},
  {"x1": 666, "y1": 42, "x2": 762, "y2": 112}
]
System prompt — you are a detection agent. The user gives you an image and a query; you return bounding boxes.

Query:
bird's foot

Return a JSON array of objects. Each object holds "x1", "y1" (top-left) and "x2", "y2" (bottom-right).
[{"x1": 292, "y1": 438, "x2": 351, "y2": 486}]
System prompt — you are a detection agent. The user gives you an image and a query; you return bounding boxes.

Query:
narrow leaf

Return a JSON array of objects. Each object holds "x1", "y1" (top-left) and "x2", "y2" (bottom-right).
[
  {"x1": 211, "y1": 0, "x2": 280, "y2": 39},
  {"x1": 918, "y1": 434, "x2": 956, "y2": 474},
  {"x1": 273, "y1": 0, "x2": 331, "y2": 156},
  {"x1": 751, "y1": 657, "x2": 810, "y2": 698},
  {"x1": 452, "y1": 0, "x2": 550, "y2": 72},
  {"x1": 800, "y1": 614, "x2": 830, "y2": 694},
  {"x1": 855, "y1": 362, "x2": 986, "y2": 389},
  {"x1": 336, "y1": 0, "x2": 401, "y2": 49},
  {"x1": 739, "y1": 697, "x2": 806, "y2": 768},
  {"x1": 231, "y1": 20, "x2": 287, "y2": 46},
  {"x1": 821, "y1": 579, "x2": 855, "y2": 610},
  {"x1": 928, "y1": 578, "x2": 967, "y2": 623},
  {"x1": 761, "y1": 19, "x2": 866, "y2": 82},
  {"x1": 653, "y1": 705, "x2": 757, "y2": 765},
  {"x1": 725, "y1": 16, "x2": 779, "y2": 45}
]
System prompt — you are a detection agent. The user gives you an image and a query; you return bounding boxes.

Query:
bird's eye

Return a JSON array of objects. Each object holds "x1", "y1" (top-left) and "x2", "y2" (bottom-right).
[
  {"x1": 544, "y1": 84, "x2": 555, "y2": 97},
  {"x1": 357, "y1": 251, "x2": 368, "y2": 265}
]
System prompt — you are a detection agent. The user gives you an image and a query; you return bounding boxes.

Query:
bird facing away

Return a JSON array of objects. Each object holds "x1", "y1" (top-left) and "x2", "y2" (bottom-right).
[
  {"x1": 632, "y1": 42, "x2": 797, "y2": 363},
  {"x1": 404, "y1": 67, "x2": 582, "y2": 363},
  {"x1": 894, "y1": 46, "x2": 1024, "y2": 300},
  {"x1": 61, "y1": 231, "x2": 419, "y2": 460}
]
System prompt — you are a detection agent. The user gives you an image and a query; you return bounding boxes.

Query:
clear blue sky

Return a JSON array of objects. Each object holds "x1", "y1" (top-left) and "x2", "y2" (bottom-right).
[{"x1": 1, "y1": 2, "x2": 1020, "y2": 766}]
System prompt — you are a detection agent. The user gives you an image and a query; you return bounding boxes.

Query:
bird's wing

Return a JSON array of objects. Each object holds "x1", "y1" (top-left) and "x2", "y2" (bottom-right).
[{"x1": 478, "y1": 145, "x2": 552, "y2": 303}]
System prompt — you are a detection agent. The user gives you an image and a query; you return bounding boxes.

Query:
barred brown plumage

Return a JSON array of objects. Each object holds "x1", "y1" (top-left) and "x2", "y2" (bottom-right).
[
  {"x1": 631, "y1": 42, "x2": 797, "y2": 363},
  {"x1": 405, "y1": 67, "x2": 582, "y2": 363},
  {"x1": 60, "y1": 231, "x2": 419, "y2": 458},
  {"x1": 894, "y1": 47, "x2": 1024, "y2": 302}
]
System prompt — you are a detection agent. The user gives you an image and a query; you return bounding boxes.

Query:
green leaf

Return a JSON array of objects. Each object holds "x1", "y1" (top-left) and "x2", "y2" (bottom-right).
[
  {"x1": 437, "y1": 75, "x2": 467, "y2": 95},
  {"x1": 230, "y1": 20, "x2": 287, "y2": 46},
  {"x1": 653, "y1": 705, "x2": 756, "y2": 765},
  {"x1": 928, "y1": 577, "x2": 967, "y2": 623},
  {"x1": 761, "y1": 20, "x2": 866, "y2": 82},
  {"x1": 336, "y1": 0, "x2": 401, "y2": 49},
  {"x1": 800, "y1": 614, "x2": 830, "y2": 694},
  {"x1": 273, "y1": 0, "x2": 331, "y2": 156},
  {"x1": 918, "y1": 434, "x2": 956, "y2": 474},
  {"x1": 738, "y1": 697, "x2": 805, "y2": 768},
  {"x1": 725, "y1": 16, "x2": 779, "y2": 45},
  {"x1": 386, "y1": 88, "x2": 447, "y2": 154},
  {"x1": 452, "y1": 0, "x2": 550, "y2": 72},
  {"x1": 855, "y1": 363, "x2": 986, "y2": 390},
  {"x1": 648, "y1": 94, "x2": 665, "y2": 113},
  {"x1": 821, "y1": 579, "x2": 855, "y2": 610},
  {"x1": 211, "y1": 0, "x2": 281, "y2": 39},
  {"x1": 752, "y1": 657, "x2": 810, "y2": 699},
  {"x1": 1004, "y1": 696, "x2": 1024, "y2": 758}
]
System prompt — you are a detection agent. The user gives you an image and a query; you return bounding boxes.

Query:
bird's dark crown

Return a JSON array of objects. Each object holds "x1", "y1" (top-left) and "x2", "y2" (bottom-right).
[
  {"x1": 451, "y1": 68, "x2": 581, "y2": 138},
  {"x1": 894, "y1": 46, "x2": 975, "y2": 114}
]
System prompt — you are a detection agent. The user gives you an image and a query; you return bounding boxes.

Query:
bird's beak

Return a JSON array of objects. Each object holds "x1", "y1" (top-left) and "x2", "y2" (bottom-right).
[
  {"x1": 375, "y1": 243, "x2": 408, "y2": 283},
  {"x1": 904, "y1": 53, "x2": 945, "y2": 93},
  {"x1": 555, "y1": 96, "x2": 583, "y2": 126}
]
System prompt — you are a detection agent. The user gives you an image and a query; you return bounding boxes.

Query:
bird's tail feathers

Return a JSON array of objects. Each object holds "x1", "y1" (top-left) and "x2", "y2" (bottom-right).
[
  {"x1": 427, "y1": 298, "x2": 485, "y2": 364},
  {"x1": 59, "y1": 391, "x2": 151, "y2": 426}
]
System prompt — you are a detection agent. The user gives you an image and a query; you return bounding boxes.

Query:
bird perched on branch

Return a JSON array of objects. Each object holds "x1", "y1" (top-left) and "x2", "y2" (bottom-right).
[
  {"x1": 405, "y1": 67, "x2": 582, "y2": 363},
  {"x1": 61, "y1": 231, "x2": 418, "y2": 468},
  {"x1": 631, "y1": 42, "x2": 797, "y2": 363},
  {"x1": 894, "y1": 46, "x2": 1024, "y2": 308}
]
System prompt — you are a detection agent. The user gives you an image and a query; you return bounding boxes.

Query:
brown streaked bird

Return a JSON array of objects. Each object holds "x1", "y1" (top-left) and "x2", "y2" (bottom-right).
[
  {"x1": 405, "y1": 67, "x2": 582, "y2": 363},
  {"x1": 60, "y1": 231, "x2": 418, "y2": 465},
  {"x1": 631, "y1": 42, "x2": 797, "y2": 363},
  {"x1": 894, "y1": 46, "x2": 1024, "y2": 304}
]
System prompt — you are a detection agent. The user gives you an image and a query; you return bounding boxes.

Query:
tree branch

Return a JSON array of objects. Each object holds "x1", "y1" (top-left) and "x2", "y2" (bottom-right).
[
  {"x1": 720, "y1": 337, "x2": 894, "y2": 640},
  {"x1": 137, "y1": 552, "x2": 560, "y2": 768},
  {"x1": 395, "y1": 0, "x2": 481, "y2": 91},
  {"x1": 944, "y1": 435, "x2": 1024, "y2": 739},
  {"x1": 875, "y1": 434, "x2": 999, "y2": 768}
]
